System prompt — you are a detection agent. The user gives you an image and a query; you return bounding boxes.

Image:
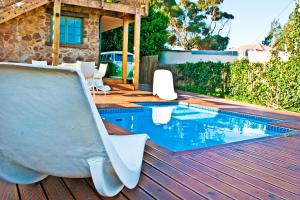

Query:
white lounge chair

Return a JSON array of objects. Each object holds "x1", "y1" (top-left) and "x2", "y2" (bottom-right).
[
  {"x1": 32, "y1": 60, "x2": 48, "y2": 67},
  {"x1": 94, "y1": 63, "x2": 111, "y2": 95},
  {"x1": 153, "y1": 69, "x2": 178, "y2": 100},
  {"x1": 0, "y1": 63, "x2": 149, "y2": 197},
  {"x1": 77, "y1": 61, "x2": 96, "y2": 96}
]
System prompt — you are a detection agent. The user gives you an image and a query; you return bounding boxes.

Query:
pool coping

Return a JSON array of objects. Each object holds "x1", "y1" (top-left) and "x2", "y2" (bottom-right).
[{"x1": 98, "y1": 101, "x2": 299, "y2": 156}]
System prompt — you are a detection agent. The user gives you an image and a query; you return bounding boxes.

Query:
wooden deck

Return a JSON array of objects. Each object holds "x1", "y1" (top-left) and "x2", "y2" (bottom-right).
[{"x1": 2, "y1": 86, "x2": 300, "y2": 200}]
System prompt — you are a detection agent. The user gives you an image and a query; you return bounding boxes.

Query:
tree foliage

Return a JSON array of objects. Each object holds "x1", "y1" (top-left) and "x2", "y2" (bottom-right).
[
  {"x1": 262, "y1": 19, "x2": 283, "y2": 47},
  {"x1": 279, "y1": 0, "x2": 300, "y2": 57},
  {"x1": 151, "y1": 0, "x2": 234, "y2": 50},
  {"x1": 174, "y1": 1, "x2": 300, "y2": 112},
  {"x1": 102, "y1": 6, "x2": 169, "y2": 56}
]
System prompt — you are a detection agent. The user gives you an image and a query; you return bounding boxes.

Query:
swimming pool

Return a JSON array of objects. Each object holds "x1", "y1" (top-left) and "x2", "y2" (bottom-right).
[{"x1": 99, "y1": 103, "x2": 294, "y2": 152}]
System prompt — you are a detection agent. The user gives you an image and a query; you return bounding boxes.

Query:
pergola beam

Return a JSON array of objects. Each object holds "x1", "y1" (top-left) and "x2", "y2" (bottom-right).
[{"x1": 51, "y1": 0, "x2": 61, "y2": 66}]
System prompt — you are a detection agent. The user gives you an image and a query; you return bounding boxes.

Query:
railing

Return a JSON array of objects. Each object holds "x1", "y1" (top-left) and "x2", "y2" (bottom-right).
[
  {"x1": 117, "y1": 0, "x2": 147, "y2": 7},
  {"x1": 0, "y1": 0, "x2": 21, "y2": 8}
]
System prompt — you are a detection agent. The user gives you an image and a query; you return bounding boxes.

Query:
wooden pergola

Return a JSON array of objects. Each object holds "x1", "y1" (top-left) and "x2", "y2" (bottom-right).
[{"x1": 51, "y1": 0, "x2": 148, "y2": 89}]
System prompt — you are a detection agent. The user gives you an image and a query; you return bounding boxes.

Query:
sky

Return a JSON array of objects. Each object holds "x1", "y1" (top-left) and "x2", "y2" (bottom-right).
[{"x1": 221, "y1": 0, "x2": 295, "y2": 49}]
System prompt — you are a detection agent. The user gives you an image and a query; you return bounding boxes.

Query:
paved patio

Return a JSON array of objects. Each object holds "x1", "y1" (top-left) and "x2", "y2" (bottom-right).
[{"x1": 2, "y1": 85, "x2": 300, "y2": 200}]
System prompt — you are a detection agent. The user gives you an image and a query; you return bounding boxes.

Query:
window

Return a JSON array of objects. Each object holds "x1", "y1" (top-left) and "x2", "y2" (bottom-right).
[
  {"x1": 115, "y1": 54, "x2": 122, "y2": 62},
  {"x1": 50, "y1": 16, "x2": 83, "y2": 45},
  {"x1": 114, "y1": 54, "x2": 134, "y2": 62},
  {"x1": 128, "y1": 55, "x2": 133, "y2": 62}
]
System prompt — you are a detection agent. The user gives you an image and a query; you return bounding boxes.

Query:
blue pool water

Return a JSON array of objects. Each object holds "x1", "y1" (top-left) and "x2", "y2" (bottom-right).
[{"x1": 100, "y1": 103, "x2": 293, "y2": 152}]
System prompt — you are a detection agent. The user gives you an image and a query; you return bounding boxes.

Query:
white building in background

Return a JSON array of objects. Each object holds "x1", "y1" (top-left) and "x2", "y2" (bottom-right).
[
  {"x1": 232, "y1": 44, "x2": 289, "y2": 63},
  {"x1": 159, "y1": 50, "x2": 239, "y2": 65},
  {"x1": 159, "y1": 44, "x2": 289, "y2": 65}
]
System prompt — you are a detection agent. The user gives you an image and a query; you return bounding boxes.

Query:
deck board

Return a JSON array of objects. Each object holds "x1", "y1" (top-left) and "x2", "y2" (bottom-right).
[
  {"x1": 188, "y1": 153, "x2": 300, "y2": 199},
  {"x1": 0, "y1": 180, "x2": 19, "y2": 200},
  {"x1": 1, "y1": 87, "x2": 300, "y2": 200},
  {"x1": 62, "y1": 178, "x2": 102, "y2": 200},
  {"x1": 145, "y1": 147, "x2": 251, "y2": 200},
  {"x1": 197, "y1": 152, "x2": 300, "y2": 195},
  {"x1": 40, "y1": 177, "x2": 74, "y2": 200},
  {"x1": 18, "y1": 183, "x2": 47, "y2": 200},
  {"x1": 175, "y1": 156, "x2": 283, "y2": 200}
]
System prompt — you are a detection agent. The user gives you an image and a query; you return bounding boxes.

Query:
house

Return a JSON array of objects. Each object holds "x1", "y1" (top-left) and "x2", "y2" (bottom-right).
[
  {"x1": 231, "y1": 43, "x2": 290, "y2": 63},
  {"x1": 231, "y1": 44, "x2": 272, "y2": 63},
  {"x1": 159, "y1": 50, "x2": 239, "y2": 65},
  {"x1": 0, "y1": 0, "x2": 148, "y2": 88}
]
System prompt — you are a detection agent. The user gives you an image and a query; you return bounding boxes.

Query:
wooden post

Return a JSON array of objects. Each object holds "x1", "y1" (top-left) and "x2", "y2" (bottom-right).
[
  {"x1": 133, "y1": 12, "x2": 141, "y2": 89},
  {"x1": 122, "y1": 17, "x2": 129, "y2": 84},
  {"x1": 52, "y1": 0, "x2": 61, "y2": 66}
]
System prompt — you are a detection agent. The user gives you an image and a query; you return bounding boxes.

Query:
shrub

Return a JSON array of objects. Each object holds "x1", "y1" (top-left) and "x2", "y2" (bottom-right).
[
  {"x1": 175, "y1": 58, "x2": 300, "y2": 112},
  {"x1": 176, "y1": 62, "x2": 228, "y2": 97}
]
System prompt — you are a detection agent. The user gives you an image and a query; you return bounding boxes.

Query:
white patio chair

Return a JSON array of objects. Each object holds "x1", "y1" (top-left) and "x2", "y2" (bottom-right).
[
  {"x1": 94, "y1": 63, "x2": 111, "y2": 95},
  {"x1": 77, "y1": 61, "x2": 96, "y2": 96},
  {"x1": 0, "y1": 63, "x2": 149, "y2": 197},
  {"x1": 61, "y1": 62, "x2": 78, "y2": 68},
  {"x1": 32, "y1": 60, "x2": 47, "y2": 67},
  {"x1": 153, "y1": 69, "x2": 178, "y2": 100}
]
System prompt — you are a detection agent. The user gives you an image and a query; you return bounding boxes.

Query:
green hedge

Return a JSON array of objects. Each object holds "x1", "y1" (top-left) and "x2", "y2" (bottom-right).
[
  {"x1": 176, "y1": 58, "x2": 300, "y2": 112},
  {"x1": 176, "y1": 62, "x2": 228, "y2": 97}
]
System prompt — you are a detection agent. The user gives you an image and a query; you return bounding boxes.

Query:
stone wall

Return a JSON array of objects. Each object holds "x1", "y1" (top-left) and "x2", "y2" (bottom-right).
[{"x1": 0, "y1": 5, "x2": 100, "y2": 64}]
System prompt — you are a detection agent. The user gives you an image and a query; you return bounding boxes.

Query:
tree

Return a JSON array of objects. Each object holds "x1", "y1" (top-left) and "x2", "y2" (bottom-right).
[
  {"x1": 151, "y1": 0, "x2": 234, "y2": 50},
  {"x1": 102, "y1": 6, "x2": 169, "y2": 56},
  {"x1": 279, "y1": 0, "x2": 300, "y2": 56},
  {"x1": 262, "y1": 19, "x2": 283, "y2": 47}
]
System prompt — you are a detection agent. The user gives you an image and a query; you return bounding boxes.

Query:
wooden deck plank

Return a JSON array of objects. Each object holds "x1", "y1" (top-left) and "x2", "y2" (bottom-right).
[
  {"x1": 219, "y1": 147, "x2": 300, "y2": 178},
  {"x1": 18, "y1": 183, "x2": 47, "y2": 200},
  {"x1": 187, "y1": 153, "x2": 300, "y2": 199},
  {"x1": 142, "y1": 162, "x2": 205, "y2": 200},
  {"x1": 122, "y1": 187, "x2": 154, "y2": 200},
  {"x1": 229, "y1": 145, "x2": 300, "y2": 174},
  {"x1": 103, "y1": 120, "x2": 133, "y2": 135},
  {"x1": 41, "y1": 177, "x2": 74, "y2": 200},
  {"x1": 0, "y1": 179, "x2": 19, "y2": 200},
  {"x1": 144, "y1": 153, "x2": 230, "y2": 200},
  {"x1": 263, "y1": 139, "x2": 300, "y2": 155},
  {"x1": 197, "y1": 152, "x2": 300, "y2": 195},
  {"x1": 210, "y1": 149, "x2": 300, "y2": 186},
  {"x1": 240, "y1": 142, "x2": 300, "y2": 165},
  {"x1": 62, "y1": 178, "x2": 102, "y2": 200},
  {"x1": 137, "y1": 174, "x2": 181, "y2": 200},
  {"x1": 145, "y1": 146, "x2": 254, "y2": 199},
  {"x1": 191, "y1": 155, "x2": 298, "y2": 199},
  {"x1": 177, "y1": 156, "x2": 283, "y2": 200},
  {"x1": 228, "y1": 144, "x2": 300, "y2": 170},
  {"x1": 85, "y1": 179, "x2": 128, "y2": 200}
]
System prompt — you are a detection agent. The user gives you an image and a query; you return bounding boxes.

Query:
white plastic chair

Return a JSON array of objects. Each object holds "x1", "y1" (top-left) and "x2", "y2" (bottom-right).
[
  {"x1": 32, "y1": 60, "x2": 47, "y2": 67},
  {"x1": 153, "y1": 69, "x2": 178, "y2": 100},
  {"x1": 94, "y1": 63, "x2": 111, "y2": 95},
  {"x1": 0, "y1": 63, "x2": 149, "y2": 197},
  {"x1": 77, "y1": 61, "x2": 96, "y2": 96},
  {"x1": 61, "y1": 62, "x2": 78, "y2": 68}
]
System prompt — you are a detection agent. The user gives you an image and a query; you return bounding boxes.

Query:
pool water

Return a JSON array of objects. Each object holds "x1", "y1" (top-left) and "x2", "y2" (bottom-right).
[{"x1": 100, "y1": 103, "x2": 293, "y2": 152}]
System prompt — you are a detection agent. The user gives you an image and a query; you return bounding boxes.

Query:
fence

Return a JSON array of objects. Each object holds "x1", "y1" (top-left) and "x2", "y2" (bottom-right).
[
  {"x1": 139, "y1": 55, "x2": 183, "y2": 89},
  {"x1": 139, "y1": 55, "x2": 158, "y2": 85}
]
